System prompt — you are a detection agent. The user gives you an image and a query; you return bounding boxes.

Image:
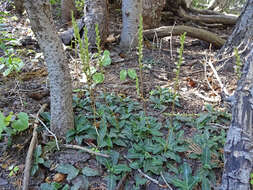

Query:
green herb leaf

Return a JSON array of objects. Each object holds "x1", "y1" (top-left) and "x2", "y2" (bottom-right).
[
  {"x1": 82, "y1": 167, "x2": 99, "y2": 176},
  {"x1": 92, "y1": 72, "x2": 104, "y2": 84},
  {"x1": 128, "y1": 69, "x2": 137, "y2": 79},
  {"x1": 120, "y1": 69, "x2": 127, "y2": 81},
  {"x1": 56, "y1": 164, "x2": 79, "y2": 181},
  {"x1": 11, "y1": 112, "x2": 29, "y2": 132}
]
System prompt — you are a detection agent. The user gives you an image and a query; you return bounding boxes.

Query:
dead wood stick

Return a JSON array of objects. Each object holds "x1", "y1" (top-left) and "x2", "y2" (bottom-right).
[
  {"x1": 143, "y1": 25, "x2": 226, "y2": 48},
  {"x1": 22, "y1": 104, "x2": 47, "y2": 190},
  {"x1": 62, "y1": 144, "x2": 110, "y2": 158}
]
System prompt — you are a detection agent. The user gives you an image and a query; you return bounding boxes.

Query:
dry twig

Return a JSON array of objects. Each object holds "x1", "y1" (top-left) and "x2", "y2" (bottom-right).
[
  {"x1": 22, "y1": 104, "x2": 47, "y2": 190},
  {"x1": 62, "y1": 144, "x2": 110, "y2": 158}
]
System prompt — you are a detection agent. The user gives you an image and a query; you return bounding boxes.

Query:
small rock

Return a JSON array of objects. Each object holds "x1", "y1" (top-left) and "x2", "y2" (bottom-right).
[
  {"x1": 0, "y1": 177, "x2": 8, "y2": 186},
  {"x1": 71, "y1": 175, "x2": 89, "y2": 190}
]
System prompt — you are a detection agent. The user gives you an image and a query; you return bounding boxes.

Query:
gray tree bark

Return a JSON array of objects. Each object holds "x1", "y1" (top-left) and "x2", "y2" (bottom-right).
[
  {"x1": 24, "y1": 0, "x2": 74, "y2": 137},
  {"x1": 142, "y1": 0, "x2": 165, "y2": 29},
  {"x1": 218, "y1": 0, "x2": 253, "y2": 71},
  {"x1": 120, "y1": 0, "x2": 142, "y2": 49},
  {"x1": 61, "y1": 0, "x2": 77, "y2": 26},
  {"x1": 220, "y1": 42, "x2": 253, "y2": 190},
  {"x1": 83, "y1": 0, "x2": 108, "y2": 47}
]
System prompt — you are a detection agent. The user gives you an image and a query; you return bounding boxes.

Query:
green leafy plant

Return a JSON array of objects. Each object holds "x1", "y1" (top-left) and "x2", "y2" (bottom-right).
[
  {"x1": 40, "y1": 182, "x2": 69, "y2": 190},
  {"x1": 149, "y1": 87, "x2": 180, "y2": 110},
  {"x1": 56, "y1": 164, "x2": 79, "y2": 181},
  {"x1": 63, "y1": 90, "x2": 229, "y2": 189},
  {"x1": 49, "y1": 0, "x2": 60, "y2": 5},
  {"x1": 8, "y1": 165, "x2": 19, "y2": 177},
  {"x1": 96, "y1": 150, "x2": 131, "y2": 190},
  {"x1": 0, "y1": 29, "x2": 24, "y2": 76},
  {"x1": 0, "y1": 112, "x2": 29, "y2": 145},
  {"x1": 72, "y1": 15, "x2": 112, "y2": 135},
  {"x1": 164, "y1": 162, "x2": 200, "y2": 190},
  {"x1": 31, "y1": 145, "x2": 45, "y2": 176},
  {"x1": 75, "y1": 0, "x2": 85, "y2": 13}
]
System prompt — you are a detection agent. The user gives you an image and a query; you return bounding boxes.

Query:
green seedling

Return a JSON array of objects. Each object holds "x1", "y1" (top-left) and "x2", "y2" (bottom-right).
[{"x1": 8, "y1": 165, "x2": 19, "y2": 177}]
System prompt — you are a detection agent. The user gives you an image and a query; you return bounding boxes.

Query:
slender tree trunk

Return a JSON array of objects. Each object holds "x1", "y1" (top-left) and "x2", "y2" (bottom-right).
[
  {"x1": 61, "y1": 0, "x2": 77, "y2": 25},
  {"x1": 142, "y1": 0, "x2": 165, "y2": 29},
  {"x1": 120, "y1": 0, "x2": 142, "y2": 49},
  {"x1": 14, "y1": 0, "x2": 24, "y2": 16},
  {"x1": 83, "y1": 0, "x2": 108, "y2": 47},
  {"x1": 164, "y1": 0, "x2": 192, "y2": 11},
  {"x1": 24, "y1": 0, "x2": 74, "y2": 137}
]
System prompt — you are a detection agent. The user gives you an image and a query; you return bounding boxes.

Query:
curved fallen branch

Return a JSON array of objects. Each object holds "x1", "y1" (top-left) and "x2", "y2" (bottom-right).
[{"x1": 143, "y1": 25, "x2": 226, "y2": 48}]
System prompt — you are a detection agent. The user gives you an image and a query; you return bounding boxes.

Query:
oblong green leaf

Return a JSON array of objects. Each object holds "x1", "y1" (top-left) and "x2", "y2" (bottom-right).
[
  {"x1": 92, "y1": 72, "x2": 104, "y2": 84},
  {"x1": 102, "y1": 50, "x2": 111, "y2": 66},
  {"x1": 120, "y1": 69, "x2": 127, "y2": 81},
  {"x1": 128, "y1": 69, "x2": 137, "y2": 79},
  {"x1": 82, "y1": 167, "x2": 99, "y2": 176},
  {"x1": 12, "y1": 112, "x2": 29, "y2": 132}
]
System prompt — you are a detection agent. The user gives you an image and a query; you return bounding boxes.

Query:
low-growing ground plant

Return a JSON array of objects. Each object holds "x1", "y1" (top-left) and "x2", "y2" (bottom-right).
[{"x1": 0, "y1": 111, "x2": 29, "y2": 146}]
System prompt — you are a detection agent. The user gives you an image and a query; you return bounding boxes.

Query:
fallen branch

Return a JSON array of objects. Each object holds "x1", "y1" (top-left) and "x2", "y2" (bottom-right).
[
  {"x1": 143, "y1": 25, "x2": 226, "y2": 48},
  {"x1": 22, "y1": 104, "x2": 47, "y2": 190},
  {"x1": 62, "y1": 144, "x2": 110, "y2": 158}
]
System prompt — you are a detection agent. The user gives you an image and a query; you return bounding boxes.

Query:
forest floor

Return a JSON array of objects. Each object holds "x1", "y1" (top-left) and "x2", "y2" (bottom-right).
[{"x1": 0, "y1": 1, "x2": 239, "y2": 190}]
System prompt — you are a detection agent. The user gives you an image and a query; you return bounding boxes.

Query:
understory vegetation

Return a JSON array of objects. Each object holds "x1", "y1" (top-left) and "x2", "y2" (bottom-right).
[{"x1": 0, "y1": 0, "x2": 243, "y2": 189}]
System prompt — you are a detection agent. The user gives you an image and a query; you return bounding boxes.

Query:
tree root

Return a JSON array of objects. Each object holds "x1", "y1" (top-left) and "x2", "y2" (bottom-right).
[
  {"x1": 143, "y1": 25, "x2": 226, "y2": 48},
  {"x1": 178, "y1": 7, "x2": 237, "y2": 25}
]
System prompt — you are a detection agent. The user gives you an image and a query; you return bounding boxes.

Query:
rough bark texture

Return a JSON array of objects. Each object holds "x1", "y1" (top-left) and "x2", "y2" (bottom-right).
[
  {"x1": 24, "y1": 0, "x2": 74, "y2": 137},
  {"x1": 144, "y1": 25, "x2": 225, "y2": 48},
  {"x1": 14, "y1": 0, "x2": 24, "y2": 16},
  {"x1": 120, "y1": 0, "x2": 142, "y2": 49},
  {"x1": 142, "y1": 0, "x2": 165, "y2": 29},
  {"x1": 220, "y1": 43, "x2": 253, "y2": 190},
  {"x1": 219, "y1": 0, "x2": 253, "y2": 70},
  {"x1": 61, "y1": 0, "x2": 77, "y2": 25},
  {"x1": 83, "y1": 0, "x2": 108, "y2": 47}
]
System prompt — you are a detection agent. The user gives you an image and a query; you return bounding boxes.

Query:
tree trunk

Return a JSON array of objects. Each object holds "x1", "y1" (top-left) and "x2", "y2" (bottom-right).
[
  {"x1": 142, "y1": 0, "x2": 165, "y2": 29},
  {"x1": 220, "y1": 42, "x2": 253, "y2": 190},
  {"x1": 218, "y1": 0, "x2": 253, "y2": 71},
  {"x1": 61, "y1": 0, "x2": 77, "y2": 26},
  {"x1": 83, "y1": 0, "x2": 108, "y2": 47},
  {"x1": 120, "y1": 0, "x2": 142, "y2": 49},
  {"x1": 14, "y1": 0, "x2": 24, "y2": 16},
  {"x1": 164, "y1": 0, "x2": 192, "y2": 12},
  {"x1": 24, "y1": 0, "x2": 74, "y2": 138}
]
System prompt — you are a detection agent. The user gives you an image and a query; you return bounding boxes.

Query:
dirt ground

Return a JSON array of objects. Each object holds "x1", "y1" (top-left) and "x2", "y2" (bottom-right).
[{"x1": 0, "y1": 1, "x2": 238, "y2": 190}]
